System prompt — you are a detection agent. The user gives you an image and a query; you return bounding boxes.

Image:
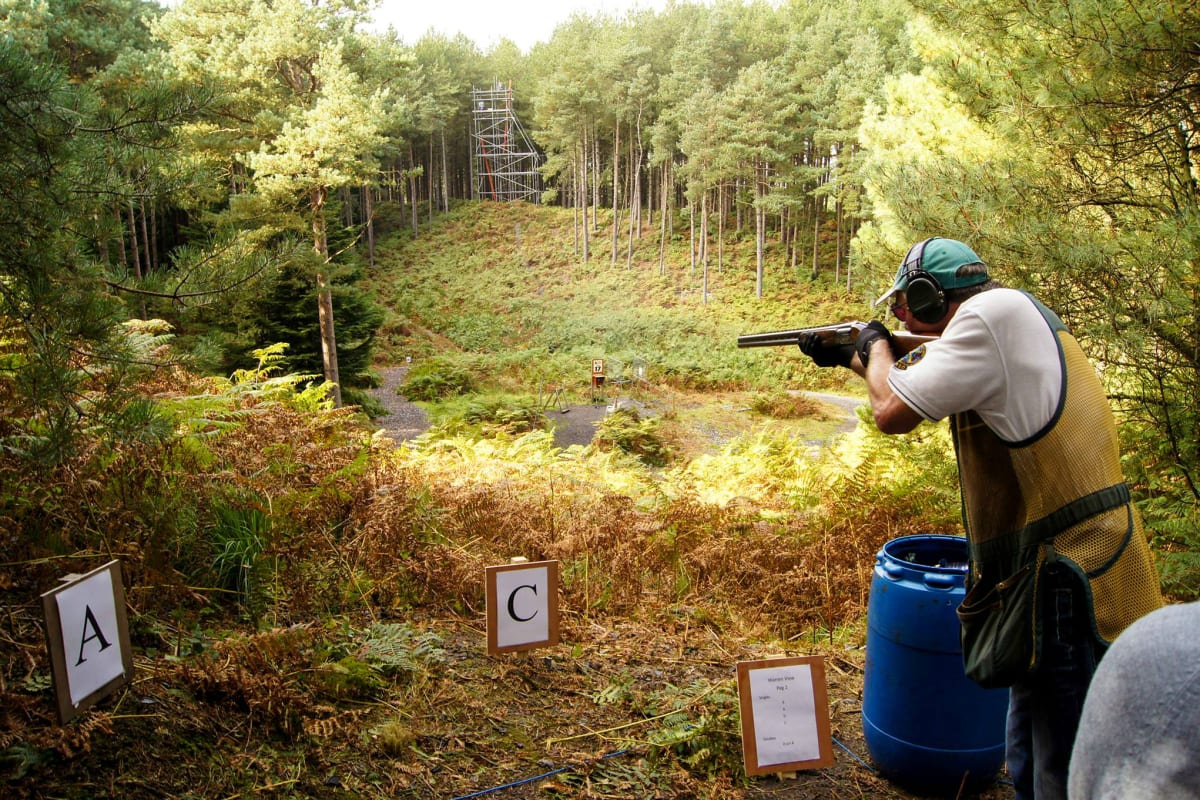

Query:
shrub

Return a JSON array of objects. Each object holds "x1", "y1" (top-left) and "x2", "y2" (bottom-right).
[
  {"x1": 400, "y1": 358, "x2": 475, "y2": 401},
  {"x1": 461, "y1": 397, "x2": 545, "y2": 434},
  {"x1": 591, "y1": 408, "x2": 670, "y2": 467},
  {"x1": 748, "y1": 391, "x2": 827, "y2": 420}
]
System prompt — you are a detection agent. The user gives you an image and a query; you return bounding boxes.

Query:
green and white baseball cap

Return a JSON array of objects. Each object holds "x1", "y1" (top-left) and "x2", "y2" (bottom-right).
[{"x1": 874, "y1": 237, "x2": 988, "y2": 306}]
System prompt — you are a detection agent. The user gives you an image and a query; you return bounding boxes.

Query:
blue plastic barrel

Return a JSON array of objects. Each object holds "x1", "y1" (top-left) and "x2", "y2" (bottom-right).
[{"x1": 862, "y1": 535, "x2": 1008, "y2": 795}]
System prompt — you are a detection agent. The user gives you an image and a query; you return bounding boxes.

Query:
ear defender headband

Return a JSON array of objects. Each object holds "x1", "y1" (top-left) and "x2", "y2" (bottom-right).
[{"x1": 899, "y1": 237, "x2": 948, "y2": 324}]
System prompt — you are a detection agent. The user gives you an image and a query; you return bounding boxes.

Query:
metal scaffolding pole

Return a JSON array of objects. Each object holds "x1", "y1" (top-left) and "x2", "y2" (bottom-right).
[{"x1": 471, "y1": 84, "x2": 542, "y2": 202}]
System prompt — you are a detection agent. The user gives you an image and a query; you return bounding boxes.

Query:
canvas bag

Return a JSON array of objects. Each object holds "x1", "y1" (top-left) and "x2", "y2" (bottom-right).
[{"x1": 956, "y1": 544, "x2": 1052, "y2": 689}]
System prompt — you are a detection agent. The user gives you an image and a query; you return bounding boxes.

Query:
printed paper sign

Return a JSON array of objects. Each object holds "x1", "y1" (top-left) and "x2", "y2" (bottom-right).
[
  {"x1": 485, "y1": 560, "x2": 559, "y2": 654},
  {"x1": 41, "y1": 561, "x2": 133, "y2": 723},
  {"x1": 737, "y1": 656, "x2": 834, "y2": 775}
]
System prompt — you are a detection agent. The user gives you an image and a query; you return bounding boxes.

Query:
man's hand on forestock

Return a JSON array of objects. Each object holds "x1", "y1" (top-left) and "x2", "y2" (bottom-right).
[
  {"x1": 854, "y1": 321, "x2": 895, "y2": 368},
  {"x1": 798, "y1": 332, "x2": 855, "y2": 368}
]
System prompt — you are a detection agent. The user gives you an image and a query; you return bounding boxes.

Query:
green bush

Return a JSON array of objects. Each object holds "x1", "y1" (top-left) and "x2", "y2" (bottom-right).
[
  {"x1": 748, "y1": 391, "x2": 825, "y2": 419},
  {"x1": 592, "y1": 408, "x2": 670, "y2": 467},
  {"x1": 400, "y1": 358, "x2": 475, "y2": 401},
  {"x1": 461, "y1": 397, "x2": 545, "y2": 434}
]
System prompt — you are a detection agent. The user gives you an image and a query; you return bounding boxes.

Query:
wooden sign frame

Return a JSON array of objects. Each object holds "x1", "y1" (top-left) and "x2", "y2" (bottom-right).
[
  {"x1": 485, "y1": 559, "x2": 559, "y2": 655},
  {"x1": 41, "y1": 560, "x2": 134, "y2": 724},
  {"x1": 736, "y1": 655, "x2": 835, "y2": 776}
]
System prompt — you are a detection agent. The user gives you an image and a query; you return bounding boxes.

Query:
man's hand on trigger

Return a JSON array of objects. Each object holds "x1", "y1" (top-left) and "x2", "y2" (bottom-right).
[
  {"x1": 798, "y1": 332, "x2": 855, "y2": 368},
  {"x1": 855, "y1": 321, "x2": 895, "y2": 368}
]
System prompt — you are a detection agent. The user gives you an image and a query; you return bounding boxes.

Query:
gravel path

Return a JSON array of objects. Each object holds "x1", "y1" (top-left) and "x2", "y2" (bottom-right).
[{"x1": 367, "y1": 366, "x2": 430, "y2": 442}]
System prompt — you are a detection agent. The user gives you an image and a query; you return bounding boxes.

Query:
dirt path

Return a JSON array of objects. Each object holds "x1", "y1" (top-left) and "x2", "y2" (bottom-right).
[{"x1": 542, "y1": 403, "x2": 608, "y2": 448}]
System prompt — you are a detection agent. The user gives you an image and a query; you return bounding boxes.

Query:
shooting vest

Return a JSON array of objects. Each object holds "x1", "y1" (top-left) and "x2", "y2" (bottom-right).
[{"x1": 951, "y1": 295, "x2": 1162, "y2": 646}]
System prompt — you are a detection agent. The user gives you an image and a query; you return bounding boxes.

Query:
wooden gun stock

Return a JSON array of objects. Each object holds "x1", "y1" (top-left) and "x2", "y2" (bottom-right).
[{"x1": 737, "y1": 321, "x2": 935, "y2": 356}]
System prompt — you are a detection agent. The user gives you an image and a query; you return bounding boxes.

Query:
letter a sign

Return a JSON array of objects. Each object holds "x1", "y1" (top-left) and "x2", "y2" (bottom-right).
[
  {"x1": 41, "y1": 561, "x2": 133, "y2": 723},
  {"x1": 485, "y1": 560, "x2": 559, "y2": 655}
]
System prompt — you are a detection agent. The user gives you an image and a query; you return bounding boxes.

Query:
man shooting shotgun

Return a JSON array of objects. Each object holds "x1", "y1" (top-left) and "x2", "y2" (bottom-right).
[{"x1": 742, "y1": 237, "x2": 1161, "y2": 800}]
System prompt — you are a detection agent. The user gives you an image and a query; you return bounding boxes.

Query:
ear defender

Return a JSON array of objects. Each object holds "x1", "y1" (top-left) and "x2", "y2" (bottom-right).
[{"x1": 899, "y1": 238, "x2": 948, "y2": 324}]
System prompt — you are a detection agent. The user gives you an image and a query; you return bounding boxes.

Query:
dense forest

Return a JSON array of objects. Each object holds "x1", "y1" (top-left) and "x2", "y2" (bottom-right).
[{"x1": 2, "y1": 0, "x2": 1199, "y2": 796}]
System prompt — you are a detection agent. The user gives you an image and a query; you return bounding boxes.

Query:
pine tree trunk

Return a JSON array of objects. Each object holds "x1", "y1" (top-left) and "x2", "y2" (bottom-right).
[
  {"x1": 611, "y1": 121, "x2": 620, "y2": 266},
  {"x1": 626, "y1": 144, "x2": 638, "y2": 270},
  {"x1": 755, "y1": 204, "x2": 765, "y2": 299},
  {"x1": 658, "y1": 162, "x2": 669, "y2": 276},
  {"x1": 572, "y1": 153, "x2": 580, "y2": 256},
  {"x1": 410, "y1": 172, "x2": 419, "y2": 237},
  {"x1": 811, "y1": 195, "x2": 821, "y2": 280},
  {"x1": 311, "y1": 186, "x2": 342, "y2": 408},
  {"x1": 127, "y1": 200, "x2": 142, "y2": 280},
  {"x1": 441, "y1": 129, "x2": 450, "y2": 213},
  {"x1": 791, "y1": 221, "x2": 799, "y2": 273},
  {"x1": 149, "y1": 201, "x2": 159, "y2": 272},
  {"x1": 139, "y1": 199, "x2": 151, "y2": 275},
  {"x1": 316, "y1": 272, "x2": 342, "y2": 408},
  {"x1": 365, "y1": 183, "x2": 375, "y2": 268},
  {"x1": 114, "y1": 202, "x2": 127, "y2": 268},
  {"x1": 95, "y1": 212, "x2": 109, "y2": 265},
  {"x1": 729, "y1": 178, "x2": 739, "y2": 231},
  {"x1": 689, "y1": 203, "x2": 696, "y2": 276},
  {"x1": 647, "y1": 163, "x2": 655, "y2": 230},
  {"x1": 592, "y1": 128, "x2": 600, "y2": 230},
  {"x1": 755, "y1": 164, "x2": 766, "y2": 298},
  {"x1": 717, "y1": 182, "x2": 725, "y2": 273},
  {"x1": 581, "y1": 134, "x2": 590, "y2": 264},
  {"x1": 835, "y1": 197, "x2": 844, "y2": 285},
  {"x1": 428, "y1": 136, "x2": 434, "y2": 222},
  {"x1": 701, "y1": 190, "x2": 709, "y2": 306}
]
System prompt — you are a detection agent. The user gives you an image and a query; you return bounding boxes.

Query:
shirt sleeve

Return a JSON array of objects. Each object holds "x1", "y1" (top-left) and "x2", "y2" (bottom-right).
[{"x1": 887, "y1": 306, "x2": 1004, "y2": 424}]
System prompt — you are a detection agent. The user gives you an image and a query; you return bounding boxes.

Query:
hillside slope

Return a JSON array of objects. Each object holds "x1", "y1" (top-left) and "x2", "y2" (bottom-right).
[{"x1": 366, "y1": 202, "x2": 869, "y2": 398}]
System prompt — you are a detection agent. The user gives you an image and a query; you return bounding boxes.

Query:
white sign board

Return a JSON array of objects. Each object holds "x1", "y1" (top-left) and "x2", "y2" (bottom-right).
[
  {"x1": 485, "y1": 560, "x2": 559, "y2": 655},
  {"x1": 736, "y1": 656, "x2": 834, "y2": 775},
  {"x1": 41, "y1": 560, "x2": 133, "y2": 723}
]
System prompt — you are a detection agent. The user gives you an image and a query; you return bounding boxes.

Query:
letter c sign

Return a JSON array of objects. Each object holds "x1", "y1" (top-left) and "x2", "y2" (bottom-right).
[{"x1": 485, "y1": 560, "x2": 560, "y2": 655}]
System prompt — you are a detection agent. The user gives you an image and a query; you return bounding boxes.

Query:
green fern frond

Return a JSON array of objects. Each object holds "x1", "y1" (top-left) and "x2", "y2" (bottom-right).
[{"x1": 358, "y1": 623, "x2": 446, "y2": 678}]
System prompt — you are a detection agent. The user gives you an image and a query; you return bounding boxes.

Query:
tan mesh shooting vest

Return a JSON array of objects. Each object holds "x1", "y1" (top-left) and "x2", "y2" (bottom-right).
[{"x1": 951, "y1": 295, "x2": 1162, "y2": 644}]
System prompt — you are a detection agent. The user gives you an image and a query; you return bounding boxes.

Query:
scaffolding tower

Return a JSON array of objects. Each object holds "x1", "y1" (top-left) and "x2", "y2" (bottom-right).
[{"x1": 470, "y1": 84, "x2": 542, "y2": 202}]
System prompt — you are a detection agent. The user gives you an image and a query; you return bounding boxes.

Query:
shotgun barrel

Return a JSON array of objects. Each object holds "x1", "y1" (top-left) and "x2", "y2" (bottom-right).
[
  {"x1": 737, "y1": 321, "x2": 936, "y2": 354},
  {"x1": 737, "y1": 323, "x2": 860, "y2": 349}
]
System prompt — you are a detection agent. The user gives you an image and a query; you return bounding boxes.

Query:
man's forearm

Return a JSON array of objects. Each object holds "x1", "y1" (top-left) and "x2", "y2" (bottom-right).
[{"x1": 857, "y1": 340, "x2": 923, "y2": 434}]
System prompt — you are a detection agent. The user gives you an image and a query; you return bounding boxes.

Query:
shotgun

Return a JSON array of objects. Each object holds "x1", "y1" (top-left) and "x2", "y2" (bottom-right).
[{"x1": 737, "y1": 321, "x2": 936, "y2": 355}]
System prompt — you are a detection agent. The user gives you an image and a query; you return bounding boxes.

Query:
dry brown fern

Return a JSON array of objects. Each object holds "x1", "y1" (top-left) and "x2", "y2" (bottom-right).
[{"x1": 177, "y1": 625, "x2": 321, "y2": 739}]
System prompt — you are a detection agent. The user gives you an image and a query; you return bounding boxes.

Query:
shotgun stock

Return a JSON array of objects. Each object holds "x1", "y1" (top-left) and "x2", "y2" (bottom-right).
[{"x1": 737, "y1": 321, "x2": 935, "y2": 355}]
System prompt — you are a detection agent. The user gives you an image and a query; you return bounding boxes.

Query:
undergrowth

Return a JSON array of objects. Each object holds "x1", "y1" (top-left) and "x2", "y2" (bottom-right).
[{"x1": 0, "y1": 342, "x2": 963, "y2": 798}]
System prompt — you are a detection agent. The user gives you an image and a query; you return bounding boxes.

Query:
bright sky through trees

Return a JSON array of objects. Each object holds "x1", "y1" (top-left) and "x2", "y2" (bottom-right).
[{"x1": 369, "y1": 0, "x2": 674, "y2": 51}]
